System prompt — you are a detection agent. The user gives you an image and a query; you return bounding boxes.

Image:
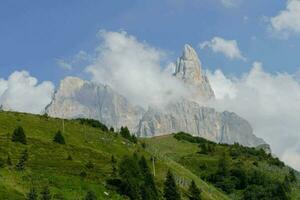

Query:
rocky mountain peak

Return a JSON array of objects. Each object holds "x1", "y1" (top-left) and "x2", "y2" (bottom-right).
[{"x1": 174, "y1": 44, "x2": 215, "y2": 101}]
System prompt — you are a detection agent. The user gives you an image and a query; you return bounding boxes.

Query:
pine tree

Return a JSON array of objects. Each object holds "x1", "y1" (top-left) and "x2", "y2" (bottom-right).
[
  {"x1": 139, "y1": 156, "x2": 158, "y2": 200},
  {"x1": 12, "y1": 126, "x2": 27, "y2": 144},
  {"x1": 188, "y1": 180, "x2": 201, "y2": 200},
  {"x1": 85, "y1": 191, "x2": 97, "y2": 200},
  {"x1": 53, "y1": 131, "x2": 65, "y2": 144},
  {"x1": 120, "y1": 127, "x2": 131, "y2": 139},
  {"x1": 109, "y1": 127, "x2": 114, "y2": 132},
  {"x1": 164, "y1": 170, "x2": 180, "y2": 200},
  {"x1": 40, "y1": 186, "x2": 51, "y2": 200},
  {"x1": 26, "y1": 187, "x2": 38, "y2": 200},
  {"x1": 119, "y1": 155, "x2": 142, "y2": 200}
]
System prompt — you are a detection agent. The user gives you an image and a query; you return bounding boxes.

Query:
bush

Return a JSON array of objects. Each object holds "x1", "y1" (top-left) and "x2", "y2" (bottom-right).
[
  {"x1": 12, "y1": 126, "x2": 27, "y2": 144},
  {"x1": 53, "y1": 131, "x2": 65, "y2": 144}
]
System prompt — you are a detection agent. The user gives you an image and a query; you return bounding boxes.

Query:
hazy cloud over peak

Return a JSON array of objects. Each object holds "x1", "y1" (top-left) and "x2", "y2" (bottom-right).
[{"x1": 86, "y1": 30, "x2": 189, "y2": 107}]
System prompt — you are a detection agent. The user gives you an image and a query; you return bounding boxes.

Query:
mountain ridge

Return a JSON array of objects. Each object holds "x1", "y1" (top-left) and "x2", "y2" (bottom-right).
[{"x1": 46, "y1": 45, "x2": 266, "y2": 148}]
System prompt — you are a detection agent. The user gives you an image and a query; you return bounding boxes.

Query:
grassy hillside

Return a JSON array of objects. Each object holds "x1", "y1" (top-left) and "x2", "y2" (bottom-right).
[
  {"x1": 0, "y1": 111, "x2": 299, "y2": 199},
  {"x1": 0, "y1": 111, "x2": 228, "y2": 200},
  {"x1": 144, "y1": 133, "x2": 300, "y2": 200}
]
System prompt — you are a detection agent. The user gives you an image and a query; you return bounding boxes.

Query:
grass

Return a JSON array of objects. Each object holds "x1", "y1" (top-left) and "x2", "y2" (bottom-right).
[{"x1": 0, "y1": 111, "x2": 229, "y2": 200}]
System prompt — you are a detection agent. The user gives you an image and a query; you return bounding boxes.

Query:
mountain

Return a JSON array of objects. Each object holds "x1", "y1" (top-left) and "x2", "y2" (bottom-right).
[
  {"x1": 46, "y1": 45, "x2": 265, "y2": 147},
  {"x1": 46, "y1": 77, "x2": 145, "y2": 132},
  {"x1": 137, "y1": 99, "x2": 265, "y2": 147}
]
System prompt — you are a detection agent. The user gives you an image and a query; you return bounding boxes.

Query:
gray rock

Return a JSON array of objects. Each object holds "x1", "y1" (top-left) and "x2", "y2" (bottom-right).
[
  {"x1": 46, "y1": 77, "x2": 145, "y2": 132},
  {"x1": 174, "y1": 44, "x2": 215, "y2": 101},
  {"x1": 137, "y1": 99, "x2": 265, "y2": 147}
]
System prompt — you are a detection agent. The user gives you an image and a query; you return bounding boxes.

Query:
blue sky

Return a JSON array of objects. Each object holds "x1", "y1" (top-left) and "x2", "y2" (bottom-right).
[
  {"x1": 2, "y1": 0, "x2": 300, "y2": 170},
  {"x1": 1, "y1": 0, "x2": 299, "y2": 85}
]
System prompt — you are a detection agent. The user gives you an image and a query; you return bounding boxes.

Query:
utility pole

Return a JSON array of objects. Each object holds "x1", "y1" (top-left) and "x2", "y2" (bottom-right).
[
  {"x1": 62, "y1": 118, "x2": 65, "y2": 134},
  {"x1": 152, "y1": 156, "x2": 156, "y2": 177}
]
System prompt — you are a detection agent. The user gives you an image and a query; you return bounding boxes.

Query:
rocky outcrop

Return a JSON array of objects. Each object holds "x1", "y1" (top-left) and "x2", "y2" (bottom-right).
[
  {"x1": 46, "y1": 45, "x2": 267, "y2": 148},
  {"x1": 137, "y1": 99, "x2": 265, "y2": 147},
  {"x1": 46, "y1": 77, "x2": 145, "y2": 132},
  {"x1": 173, "y1": 44, "x2": 215, "y2": 101}
]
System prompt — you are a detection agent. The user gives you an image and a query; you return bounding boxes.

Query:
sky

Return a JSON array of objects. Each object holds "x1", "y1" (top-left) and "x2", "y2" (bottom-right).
[{"x1": 1, "y1": 0, "x2": 300, "y2": 170}]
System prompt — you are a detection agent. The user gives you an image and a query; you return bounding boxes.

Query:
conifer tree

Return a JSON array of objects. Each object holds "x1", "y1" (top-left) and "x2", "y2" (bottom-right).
[
  {"x1": 188, "y1": 180, "x2": 201, "y2": 200},
  {"x1": 40, "y1": 186, "x2": 51, "y2": 200},
  {"x1": 119, "y1": 155, "x2": 142, "y2": 200},
  {"x1": 12, "y1": 126, "x2": 27, "y2": 144},
  {"x1": 164, "y1": 170, "x2": 180, "y2": 200},
  {"x1": 53, "y1": 131, "x2": 65, "y2": 144},
  {"x1": 139, "y1": 156, "x2": 158, "y2": 200},
  {"x1": 120, "y1": 127, "x2": 131, "y2": 139},
  {"x1": 26, "y1": 187, "x2": 38, "y2": 200},
  {"x1": 109, "y1": 127, "x2": 114, "y2": 132}
]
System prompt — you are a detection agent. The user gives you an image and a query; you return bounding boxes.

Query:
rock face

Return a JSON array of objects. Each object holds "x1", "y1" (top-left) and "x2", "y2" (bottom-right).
[
  {"x1": 46, "y1": 77, "x2": 145, "y2": 132},
  {"x1": 46, "y1": 45, "x2": 267, "y2": 147},
  {"x1": 137, "y1": 99, "x2": 265, "y2": 147},
  {"x1": 174, "y1": 44, "x2": 215, "y2": 101}
]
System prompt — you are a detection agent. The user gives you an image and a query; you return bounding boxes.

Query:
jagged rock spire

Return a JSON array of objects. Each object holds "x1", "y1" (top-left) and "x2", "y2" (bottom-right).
[{"x1": 174, "y1": 44, "x2": 215, "y2": 101}]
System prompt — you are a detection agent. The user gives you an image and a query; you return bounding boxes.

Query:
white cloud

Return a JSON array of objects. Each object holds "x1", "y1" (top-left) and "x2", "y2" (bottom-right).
[
  {"x1": 270, "y1": 0, "x2": 300, "y2": 37},
  {"x1": 0, "y1": 71, "x2": 54, "y2": 114},
  {"x1": 86, "y1": 30, "x2": 189, "y2": 107},
  {"x1": 208, "y1": 62, "x2": 300, "y2": 170},
  {"x1": 200, "y1": 37, "x2": 246, "y2": 60}
]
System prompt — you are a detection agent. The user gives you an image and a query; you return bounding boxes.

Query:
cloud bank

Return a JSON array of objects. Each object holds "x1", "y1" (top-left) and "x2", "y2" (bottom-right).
[
  {"x1": 207, "y1": 62, "x2": 300, "y2": 170},
  {"x1": 270, "y1": 0, "x2": 300, "y2": 37},
  {"x1": 200, "y1": 37, "x2": 245, "y2": 60},
  {"x1": 0, "y1": 71, "x2": 54, "y2": 114},
  {"x1": 86, "y1": 30, "x2": 189, "y2": 107}
]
